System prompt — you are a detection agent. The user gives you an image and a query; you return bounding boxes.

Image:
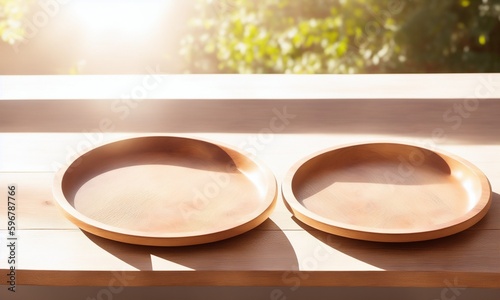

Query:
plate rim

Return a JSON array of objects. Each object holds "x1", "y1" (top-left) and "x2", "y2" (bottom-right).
[
  {"x1": 53, "y1": 134, "x2": 278, "y2": 246},
  {"x1": 281, "y1": 141, "x2": 492, "y2": 242}
]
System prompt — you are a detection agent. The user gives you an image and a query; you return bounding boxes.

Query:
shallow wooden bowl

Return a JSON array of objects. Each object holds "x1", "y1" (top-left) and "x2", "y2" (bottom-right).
[
  {"x1": 282, "y1": 142, "x2": 492, "y2": 242},
  {"x1": 53, "y1": 136, "x2": 277, "y2": 246}
]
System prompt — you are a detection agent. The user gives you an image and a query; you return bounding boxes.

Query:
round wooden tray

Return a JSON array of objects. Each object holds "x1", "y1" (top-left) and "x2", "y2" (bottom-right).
[
  {"x1": 282, "y1": 142, "x2": 492, "y2": 242},
  {"x1": 53, "y1": 136, "x2": 277, "y2": 246}
]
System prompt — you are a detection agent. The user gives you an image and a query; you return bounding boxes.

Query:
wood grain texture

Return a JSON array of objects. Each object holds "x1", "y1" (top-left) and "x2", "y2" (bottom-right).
[
  {"x1": 0, "y1": 74, "x2": 499, "y2": 287},
  {"x1": 11, "y1": 270, "x2": 500, "y2": 288},
  {"x1": 1, "y1": 229, "x2": 499, "y2": 286},
  {"x1": 2, "y1": 99, "x2": 500, "y2": 146},
  {"x1": 1, "y1": 74, "x2": 499, "y2": 145},
  {"x1": 282, "y1": 142, "x2": 492, "y2": 242},
  {"x1": 1, "y1": 138, "x2": 500, "y2": 286},
  {"x1": 2, "y1": 171, "x2": 500, "y2": 231}
]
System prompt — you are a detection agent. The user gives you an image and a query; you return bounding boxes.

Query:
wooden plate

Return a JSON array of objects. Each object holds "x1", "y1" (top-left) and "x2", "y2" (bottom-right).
[
  {"x1": 53, "y1": 136, "x2": 277, "y2": 246},
  {"x1": 282, "y1": 142, "x2": 492, "y2": 242}
]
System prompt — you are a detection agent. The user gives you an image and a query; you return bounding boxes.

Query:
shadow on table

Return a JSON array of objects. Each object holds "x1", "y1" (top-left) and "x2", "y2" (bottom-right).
[
  {"x1": 83, "y1": 218, "x2": 298, "y2": 272},
  {"x1": 2, "y1": 99, "x2": 500, "y2": 144},
  {"x1": 290, "y1": 192, "x2": 500, "y2": 273}
]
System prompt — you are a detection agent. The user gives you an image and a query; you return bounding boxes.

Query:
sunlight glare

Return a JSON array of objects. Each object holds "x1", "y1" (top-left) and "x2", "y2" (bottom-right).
[{"x1": 70, "y1": 0, "x2": 170, "y2": 34}]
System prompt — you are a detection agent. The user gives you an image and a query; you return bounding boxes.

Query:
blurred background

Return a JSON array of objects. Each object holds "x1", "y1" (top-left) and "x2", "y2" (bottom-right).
[{"x1": 0, "y1": 0, "x2": 499, "y2": 75}]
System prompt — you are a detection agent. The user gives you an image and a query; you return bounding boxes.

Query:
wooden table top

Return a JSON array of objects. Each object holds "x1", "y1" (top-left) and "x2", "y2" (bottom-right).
[{"x1": 0, "y1": 74, "x2": 499, "y2": 287}]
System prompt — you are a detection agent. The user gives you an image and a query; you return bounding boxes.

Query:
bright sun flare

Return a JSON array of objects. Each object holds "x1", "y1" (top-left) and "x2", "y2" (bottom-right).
[{"x1": 69, "y1": 0, "x2": 171, "y2": 34}]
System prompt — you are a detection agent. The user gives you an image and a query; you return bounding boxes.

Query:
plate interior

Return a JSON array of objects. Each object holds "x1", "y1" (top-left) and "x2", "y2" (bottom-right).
[
  {"x1": 58, "y1": 137, "x2": 274, "y2": 241},
  {"x1": 289, "y1": 143, "x2": 486, "y2": 234}
]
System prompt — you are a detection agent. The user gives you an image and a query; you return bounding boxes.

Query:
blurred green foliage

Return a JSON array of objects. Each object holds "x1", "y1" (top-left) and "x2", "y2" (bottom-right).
[
  {"x1": 0, "y1": 0, "x2": 29, "y2": 45},
  {"x1": 180, "y1": 0, "x2": 500, "y2": 73}
]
